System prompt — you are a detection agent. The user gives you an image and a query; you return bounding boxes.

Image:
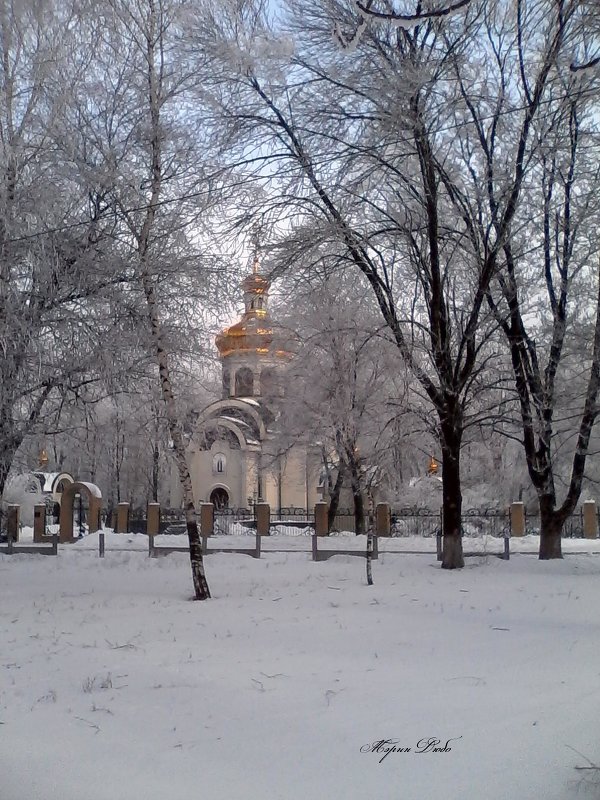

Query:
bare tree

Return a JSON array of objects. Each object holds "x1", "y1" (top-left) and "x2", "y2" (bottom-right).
[
  {"x1": 484, "y1": 74, "x2": 600, "y2": 557},
  {"x1": 273, "y1": 266, "x2": 399, "y2": 533},
  {"x1": 0, "y1": 0, "x2": 136, "y2": 499},
  {"x1": 114, "y1": 0, "x2": 212, "y2": 598},
  {"x1": 393, "y1": 0, "x2": 600, "y2": 557},
  {"x1": 62, "y1": 0, "x2": 222, "y2": 598},
  {"x1": 191, "y1": 0, "x2": 583, "y2": 567}
]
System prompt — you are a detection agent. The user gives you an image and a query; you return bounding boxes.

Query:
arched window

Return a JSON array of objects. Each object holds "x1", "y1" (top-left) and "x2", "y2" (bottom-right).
[
  {"x1": 235, "y1": 367, "x2": 254, "y2": 397},
  {"x1": 213, "y1": 453, "x2": 226, "y2": 475}
]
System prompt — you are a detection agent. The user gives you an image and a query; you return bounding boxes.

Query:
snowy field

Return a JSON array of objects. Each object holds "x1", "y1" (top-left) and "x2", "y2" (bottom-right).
[{"x1": 2, "y1": 541, "x2": 600, "y2": 800}]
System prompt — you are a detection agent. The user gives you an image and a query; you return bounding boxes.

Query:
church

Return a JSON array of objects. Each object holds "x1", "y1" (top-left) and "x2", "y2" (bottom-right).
[{"x1": 170, "y1": 259, "x2": 322, "y2": 513}]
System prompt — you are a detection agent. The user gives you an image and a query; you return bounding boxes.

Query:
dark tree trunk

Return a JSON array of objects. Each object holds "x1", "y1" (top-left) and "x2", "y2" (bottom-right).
[
  {"x1": 440, "y1": 421, "x2": 464, "y2": 569},
  {"x1": 0, "y1": 445, "x2": 16, "y2": 539},
  {"x1": 152, "y1": 442, "x2": 160, "y2": 502},
  {"x1": 366, "y1": 531, "x2": 374, "y2": 586},
  {"x1": 349, "y1": 459, "x2": 365, "y2": 535},
  {"x1": 538, "y1": 495, "x2": 564, "y2": 560},
  {"x1": 353, "y1": 489, "x2": 366, "y2": 535},
  {"x1": 327, "y1": 461, "x2": 346, "y2": 531}
]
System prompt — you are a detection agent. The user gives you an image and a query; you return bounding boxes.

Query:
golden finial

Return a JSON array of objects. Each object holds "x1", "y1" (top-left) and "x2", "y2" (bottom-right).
[
  {"x1": 252, "y1": 253, "x2": 260, "y2": 275},
  {"x1": 38, "y1": 448, "x2": 49, "y2": 469},
  {"x1": 427, "y1": 455, "x2": 439, "y2": 476}
]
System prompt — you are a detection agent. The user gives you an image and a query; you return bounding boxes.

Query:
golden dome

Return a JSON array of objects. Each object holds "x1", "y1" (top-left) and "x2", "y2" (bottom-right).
[
  {"x1": 216, "y1": 313, "x2": 276, "y2": 357},
  {"x1": 216, "y1": 260, "x2": 284, "y2": 358}
]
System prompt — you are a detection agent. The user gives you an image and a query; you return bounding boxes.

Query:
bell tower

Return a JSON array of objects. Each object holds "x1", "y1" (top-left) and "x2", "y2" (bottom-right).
[{"x1": 215, "y1": 257, "x2": 286, "y2": 400}]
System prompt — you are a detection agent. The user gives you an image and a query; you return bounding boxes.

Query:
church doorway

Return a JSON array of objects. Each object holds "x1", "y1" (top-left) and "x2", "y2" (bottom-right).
[{"x1": 210, "y1": 487, "x2": 229, "y2": 510}]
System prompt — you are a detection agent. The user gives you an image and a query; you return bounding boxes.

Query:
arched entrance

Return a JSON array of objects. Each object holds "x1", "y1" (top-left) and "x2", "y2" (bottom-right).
[
  {"x1": 210, "y1": 487, "x2": 229, "y2": 510},
  {"x1": 59, "y1": 481, "x2": 102, "y2": 543}
]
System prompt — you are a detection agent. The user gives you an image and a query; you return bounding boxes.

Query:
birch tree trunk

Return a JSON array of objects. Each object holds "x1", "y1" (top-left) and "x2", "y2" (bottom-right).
[
  {"x1": 115, "y1": 0, "x2": 210, "y2": 599},
  {"x1": 142, "y1": 273, "x2": 210, "y2": 600}
]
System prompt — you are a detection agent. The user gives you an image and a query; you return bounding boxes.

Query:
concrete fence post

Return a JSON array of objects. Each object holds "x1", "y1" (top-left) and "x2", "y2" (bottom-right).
[
  {"x1": 116, "y1": 502, "x2": 130, "y2": 534},
  {"x1": 7, "y1": 505, "x2": 20, "y2": 544},
  {"x1": 510, "y1": 502, "x2": 525, "y2": 537},
  {"x1": 583, "y1": 500, "x2": 598, "y2": 539},
  {"x1": 256, "y1": 503, "x2": 270, "y2": 536},
  {"x1": 147, "y1": 503, "x2": 161, "y2": 537},
  {"x1": 314, "y1": 502, "x2": 329, "y2": 536},
  {"x1": 33, "y1": 504, "x2": 47, "y2": 543},
  {"x1": 200, "y1": 503, "x2": 214, "y2": 537},
  {"x1": 375, "y1": 503, "x2": 391, "y2": 537}
]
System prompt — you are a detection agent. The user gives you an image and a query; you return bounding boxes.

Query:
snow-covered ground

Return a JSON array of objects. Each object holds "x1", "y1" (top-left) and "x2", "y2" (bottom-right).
[{"x1": 1, "y1": 541, "x2": 600, "y2": 800}]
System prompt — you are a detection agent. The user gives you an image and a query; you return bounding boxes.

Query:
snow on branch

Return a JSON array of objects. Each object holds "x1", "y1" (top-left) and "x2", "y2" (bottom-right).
[
  {"x1": 333, "y1": 0, "x2": 471, "y2": 51},
  {"x1": 333, "y1": 15, "x2": 368, "y2": 52}
]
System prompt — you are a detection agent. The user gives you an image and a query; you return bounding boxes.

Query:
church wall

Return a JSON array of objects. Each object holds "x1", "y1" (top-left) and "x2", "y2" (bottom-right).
[
  {"x1": 189, "y1": 442, "x2": 244, "y2": 508},
  {"x1": 169, "y1": 443, "x2": 248, "y2": 510},
  {"x1": 263, "y1": 473, "x2": 279, "y2": 510},
  {"x1": 168, "y1": 441, "x2": 322, "y2": 515},
  {"x1": 279, "y1": 445, "x2": 310, "y2": 509}
]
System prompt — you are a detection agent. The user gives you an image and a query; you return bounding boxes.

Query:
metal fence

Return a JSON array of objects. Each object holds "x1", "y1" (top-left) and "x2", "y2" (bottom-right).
[
  {"x1": 329, "y1": 509, "x2": 355, "y2": 533},
  {"x1": 391, "y1": 508, "x2": 510, "y2": 538},
  {"x1": 215, "y1": 507, "x2": 357, "y2": 536},
  {"x1": 391, "y1": 509, "x2": 442, "y2": 538},
  {"x1": 459, "y1": 509, "x2": 511, "y2": 538},
  {"x1": 269, "y1": 508, "x2": 356, "y2": 535},
  {"x1": 214, "y1": 507, "x2": 254, "y2": 536},
  {"x1": 524, "y1": 509, "x2": 587, "y2": 538},
  {"x1": 128, "y1": 508, "x2": 188, "y2": 535},
  {"x1": 111, "y1": 504, "x2": 598, "y2": 539}
]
